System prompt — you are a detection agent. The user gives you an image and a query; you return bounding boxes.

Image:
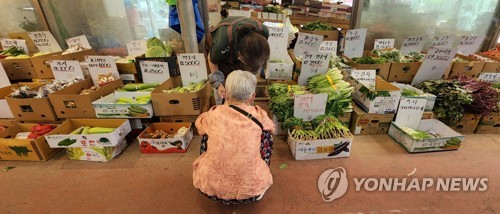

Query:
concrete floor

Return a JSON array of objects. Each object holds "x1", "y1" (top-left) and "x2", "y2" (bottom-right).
[{"x1": 0, "y1": 134, "x2": 499, "y2": 213}]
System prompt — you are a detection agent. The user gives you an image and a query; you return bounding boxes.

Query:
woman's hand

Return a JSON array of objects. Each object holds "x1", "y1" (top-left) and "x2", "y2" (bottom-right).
[{"x1": 218, "y1": 85, "x2": 226, "y2": 99}]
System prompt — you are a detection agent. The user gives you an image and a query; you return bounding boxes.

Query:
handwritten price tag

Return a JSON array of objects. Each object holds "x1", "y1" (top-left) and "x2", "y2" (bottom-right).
[
  {"x1": 478, "y1": 73, "x2": 500, "y2": 83},
  {"x1": 126, "y1": 40, "x2": 147, "y2": 57},
  {"x1": 319, "y1": 41, "x2": 338, "y2": 54},
  {"x1": 0, "y1": 63, "x2": 10, "y2": 88},
  {"x1": 268, "y1": 26, "x2": 289, "y2": 60},
  {"x1": 294, "y1": 33, "x2": 323, "y2": 58},
  {"x1": 140, "y1": 61, "x2": 170, "y2": 84},
  {"x1": 65, "y1": 35, "x2": 91, "y2": 49},
  {"x1": 374, "y1": 39, "x2": 395, "y2": 50},
  {"x1": 294, "y1": 94, "x2": 328, "y2": 121},
  {"x1": 178, "y1": 53, "x2": 208, "y2": 86},
  {"x1": 28, "y1": 31, "x2": 62, "y2": 52},
  {"x1": 1, "y1": 39, "x2": 29, "y2": 53},
  {"x1": 430, "y1": 35, "x2": 456, "y2": 48},
  {"x1": 298, "y1": 52, "x2": 331, "y2": 85},
  {"x1": 351, "y1": 70, "x2": 376, "y2": 88},
  {"x1": 50, "y1": 60, "x2": 84, "y2": 81},
  {"x1": 457, "y1": 35, "x2": 485, "y2": 56},
  {"x1": 85, "y1": 56, "x2": 119, "y2": 86},
  {"x1": 344, "y1": 28, "x2": 368, "y2": 58},
  {"x1": 411, "y1": 47, "x2": 457, "y2": 85},
  {"x1": 395, "y1": 97, "x2": 426, "y2": 129},
  {"x1": 400, "y1": 36, "x2": 425, "y2": 55}
]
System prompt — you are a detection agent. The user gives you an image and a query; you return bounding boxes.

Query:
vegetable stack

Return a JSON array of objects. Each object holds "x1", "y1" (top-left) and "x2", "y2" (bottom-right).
[
  {"x1": 372, "y1": 49, "x2": 425, "y2": 63},
  {"x1": 268, "y1": 84, "x2": 307, "y2": 122},
  {"x1": 457, "y1": 75, "x2": 500, "y2": 116},
  {"x1": 308, "y1": 68, "x2": 354, "y2": 117},
  {"x1": 283, "y1": 115, "x2": 352, "y2": 141}
]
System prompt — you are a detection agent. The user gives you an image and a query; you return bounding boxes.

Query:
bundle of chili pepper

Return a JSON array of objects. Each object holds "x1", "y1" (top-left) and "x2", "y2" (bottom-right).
[{"x1": 457, "y1": 75, "x2": 500, "y2": 116}]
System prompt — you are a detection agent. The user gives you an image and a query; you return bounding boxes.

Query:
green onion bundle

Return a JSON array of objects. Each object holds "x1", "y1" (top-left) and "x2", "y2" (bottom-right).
[{"x1": 308, "y1": 68, "x2": 354, "y2": 118}]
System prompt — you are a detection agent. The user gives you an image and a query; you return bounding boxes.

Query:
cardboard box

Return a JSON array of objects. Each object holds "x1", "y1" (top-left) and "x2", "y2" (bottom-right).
[
  {"x1": 49, "y1": 79, "x2": 123, "y2": 118},
  {"x1": 45, "y1": 119, "x2": 131, "y2": 148},
  {"x1": 446, "y1": 113, "x2": 481, "y2": 134},
  {"x1": 0, "y1": 119, "x2": 17, "y2": 129},
  {"x1": 64, "y1": 138, "x2": 127, "y2": 162},
  {"x1": 1, "y1": 58, "x2": 36, "y2": 80},
  {"x1": 421, "y1": 112, "x2": 435, "y2": 120},
  {"x1": 349, "y1": 103, "x2": 395, "y2": 135},
  {"x1": 298, "y1": 27, "x2": 339, "y2": 41},
  {"x1": 92, "y1": 92, "x2": 154, "y2": 118},
  {"x1": 392, "y1": 83, "x2": 436, "y2": 112},
  {"x1": 474, "y1": 112, "x2": 499, "y2": 134},
  {"x1": 352, "y1": 76, "x2": 402, "y2": 114},
  {"x1": 0, "y1": 83, "x2": 45, "y2": 119},
  {"x1": 446, "y1": 54, "x2": 486, "y2": 79},
  {"x1": 477, "y1": 54, "x2": 499, "y2": 73},
  {"x1": 116, "y1": 62, "x2": 137, "y2": 74},
  {"x1": 30, "y1": 52, "x2": 64, "y2": 79},
  {"x1": 345, "y1": 55, "x2": 391, "y2": 80},
  {"x1": 137, "y1": 122, "x2": 194, "y2": 153},
  {"x1": 388, "y1": 120, "x2": 465, "y2": 153},
  {"x1": 159, "y1": 115, "x2": 202, "y2": 135},
  {"x1": 0, "y1": 123, "x2": 60, "y2": 161},
  {"x1": 135, "y1": 56, "x2": 179, "y2": 77},
  {"x1": 265, "y1": 55, "x2": 294, "y2": 80},
  {"x1": 6, "y1": 85, "x2": 60, "y2": 122},
  {"x1": 288, "y1": 134, "x2": 353, "y2": 160},
  {"x1": 338, "y1": 112, "x2": 352, "y2": 126},
  {"x1": 152, "y1": 79, "x2": 211, "y2": 116},
  {"x1": 387, "y1": 62, "x2": 422, "y2": 83},
  {"x1": 61, "y1": 49, "x2": 97, "y2": 62}
]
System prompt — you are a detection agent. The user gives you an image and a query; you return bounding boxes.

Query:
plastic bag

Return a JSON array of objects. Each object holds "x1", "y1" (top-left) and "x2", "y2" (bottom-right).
[{"x1": 169, "y1": 0, "x2": 205, "y2": 43}]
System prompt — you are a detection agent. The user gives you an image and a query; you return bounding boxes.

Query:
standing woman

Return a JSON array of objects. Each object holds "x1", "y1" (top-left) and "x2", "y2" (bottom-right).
[{"x1": 207, "y1": 16, "x2": 271, "y2": 99}]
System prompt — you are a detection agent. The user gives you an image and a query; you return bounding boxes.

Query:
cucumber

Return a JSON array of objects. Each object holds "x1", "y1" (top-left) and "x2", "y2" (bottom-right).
[
  {"x1": 70, "y1": 126, "x2": 84, "y2": 134},
  {"x1": 82, "y1": 126, "x2": 91, "y2": 134},
  {"x1": 88, "y1": 127, "x2": 115, "y2": 134},
  {"x1": 130, "y1": 105, "x2": 147, "y2": 111}
]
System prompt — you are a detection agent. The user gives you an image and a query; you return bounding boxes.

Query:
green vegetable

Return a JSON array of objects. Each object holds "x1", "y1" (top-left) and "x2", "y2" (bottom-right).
[
  {"x1": 286, "y1": 115, "x2": 352, "y2": 140},
  {"x1": 146, "y1": 46, "x2": 168, "y2": 57},
  {"x1": 402, "y1": 88, "x2": 420, "y2": 97},
  {"x1": 121, "y1": 83, "x2": 159, "y2": 91},
  {"x1": 308, "y1": 68, "x2": 353, "y2": 117},
  {"x1": 302, "y1": 21, "x2": 335, "y2": 31},
  {"x1": 162, "y1": 80, "x2": 207, "y2": 93},
  {"x1": 88, "y1": 127, "x2": 115, "y2": 134},
  {"x1": 418, "y1": 80, "x2": 473, "y2": 124},
  {"x1": 372, "y1": 49, "x2": 426, "y2": 63},
  {"x1": 147, "y1": 37, "x2": 166, "y2": 49},
  {"x1": 0, "y1": 46, "x2": 25, "y2": 56},
  {"x1": 401, "y1": 127, "x2": 432, "y2": 140},
  {"x1": 58, "y1": 138, "x2": 77, "y2": 146},
  {"x1": 82, "y1": 126, "x2": 91, "y2": 134},
  {"x1": 352, "y1": 56, "x2": 387, "y2": 64},
  {"x1": 70, "y1": 126, "x2": 84, "y2": 134},
  {"x1": 268, "y1": 84, "x2": 307, "y2": 122}
]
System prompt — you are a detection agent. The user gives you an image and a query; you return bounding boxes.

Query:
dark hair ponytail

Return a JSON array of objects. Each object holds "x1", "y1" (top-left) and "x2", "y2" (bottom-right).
[{"x1": 232, "y1": 24, "x2": 270, "y2": 74}]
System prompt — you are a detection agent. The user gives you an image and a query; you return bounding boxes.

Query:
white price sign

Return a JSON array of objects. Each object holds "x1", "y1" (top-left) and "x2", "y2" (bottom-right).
[
  {"x1": 85, "y1": 56, "x2": 120, "y2": 86},
  {"x1": 140, "y1": 61, "x2": 170, "y2": 84},
  {"x1": 126, "y1": 40, "x2": 147, "y2": 57},
  {"x1": 1, "y1": 39, "x2": 29, "y2": 53},
  {"x1": 298, "y1": 52, "x2": 331, "y2": 85},
  {"x1": 50, "y1": 60, "x2": 84, "y2": 81},
  {"x1": 430, "y1": 35, "x2": 456, "y2": 48},
  {"x1": 65, "y1": 35, "x2": 92, "y2": 49},
  {"x1": 178, "y1": 53, "x2": 208, "y2": 86},
  {"x1": 395, "y1": 97, "x2": 426, "y2": 129},
  {"x1": 319, "y1": 41, "x2": 338, "y2": 54},
  {"x1": 411, "y1": 47, "x2": 458, "y2": 85},
  {"x1": 374, "y1": 39, "x2": 395, "y2": 50},
  {"x1": 28, "y1": 31, "x2": 62, "y2": 52},
  {"x1": 294, "y1": 94, "x2": 328, "y2": 121},
  {"x1": 268, "y1": 26, "x2": 289, "y2": 60},
  {"x1": 344, "y1": 28, "x2": 368, "y2": 58},
  {"x1": 294, "y1": 33, "x2": 324, "y2": 58},
  {"x1": 400, "y1": 36, "x2": 425, "y2": 55},
  {"x1": 0, "y1": 64, "x2": 10, "y2": 88},
  {"x1": 351, "y1": 70, "x2": 376, "y2": 88},
  {"x1": 478, "y1": 73, "x2": 500, "y2": 83},
  {"x1": 457, "y1": 35, "x2": 485, "y2": 56}
]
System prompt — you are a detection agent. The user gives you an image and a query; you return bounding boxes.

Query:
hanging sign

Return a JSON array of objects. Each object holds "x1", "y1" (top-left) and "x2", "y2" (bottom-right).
[
  {"x1": 126, "y1": 40, "x2": 147, "y2": 57},
  {"x1": 28, "y1": 31, "x2": 62, "y2": 52},
  {"x1": 374, "y1": 39, "x2": 395, "y2": 50},
  {"x1": 319, "y1": 41, "x2": 338, "y2": 54},
  {"x1": 344, "y1": 28, "x2": 368, "y2": 58},
  {"x1": 298, "y1": 52, "x2": 331, "y2": 85},
  {"x1": 294, "y1": 32, "x2": 323, "y2": 58},
  {"x1": 411, "y1": 47, "x2": 457, "y2": 85},
  {"x1": 430, "y1": 35, "x2": 456, "y2": 48},
  {"x1": 50, "y1": 60, "x2": 84, "y2": 81},
  {"x1": 140, "y1": 61, "x2": 170, "y2": 84},
  {"x1": 178, "y1": 53, "x2": 208, "y2": 86},
  {"x1": 65, "y1": 35, "x2": 92, "y2": 49},
  {"x1": 400, "y1": 36, "x2": 425, "y2": 55},
  {"x1": 294, "y1": 94, "x2": 328, "y2": 121},
  {"x1": 1, "y1": 39, "x2": 29, "y2": 53},
  {"x1": 268, "y1": 26, "x2": 289, "y2": 60},
  {"x1": 395, "y1": 97, "x2": 427, "y2": 129},
  {"x1": 457, "y1": 35, "x2": 485, "y2": 56},
  {"x1": 85, "y1": 56, "x2": 120, "y2": 86}
]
